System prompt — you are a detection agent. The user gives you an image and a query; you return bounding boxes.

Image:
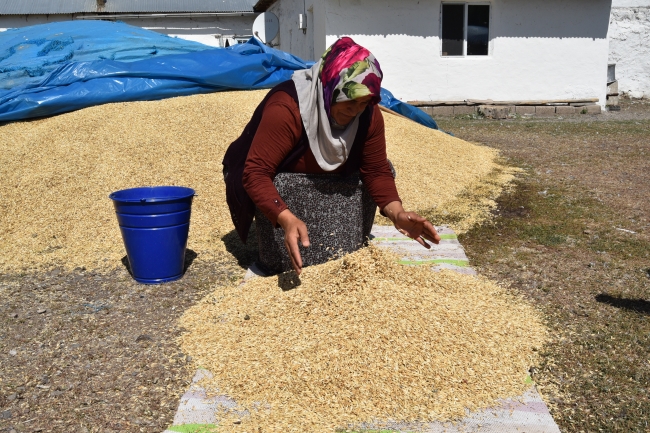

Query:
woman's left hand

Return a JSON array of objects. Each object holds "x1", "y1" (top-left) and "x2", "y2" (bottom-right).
[{"x1": 383, "y1": 201, "x2": 441, "y2": 249}]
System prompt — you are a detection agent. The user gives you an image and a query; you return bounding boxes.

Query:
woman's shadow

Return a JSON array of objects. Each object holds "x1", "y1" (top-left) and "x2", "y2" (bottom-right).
[
  {"x1": 221, "y1": 221, "x2": 260, "y2": 269},
  {"x1": 221, "y1": 221, "x2": 301, "y2": 291}
]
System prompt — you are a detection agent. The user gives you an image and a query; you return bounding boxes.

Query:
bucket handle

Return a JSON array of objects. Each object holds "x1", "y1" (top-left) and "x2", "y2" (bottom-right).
[
  {"x1": 109, "y1": 193, "x2": 196, "y2": 202},
  {"x1": 135, "y1": 194, "x2": 196, "y2": 202}
]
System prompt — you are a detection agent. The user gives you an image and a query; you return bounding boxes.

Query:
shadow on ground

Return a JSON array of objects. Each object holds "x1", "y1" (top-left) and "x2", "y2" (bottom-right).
[
  {"x1": 595, "y1": 294, "x2": 650, "y2": 315},
  {"x1": 221, "y1": 223, "x2": 259, "y2": 270},
  {"x1": 120, "y1": 249, "x2": 199, "y2": 277}
]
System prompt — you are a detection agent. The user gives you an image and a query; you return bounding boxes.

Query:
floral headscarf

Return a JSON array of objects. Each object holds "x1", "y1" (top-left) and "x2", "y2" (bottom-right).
[
  {"x1": 319, "y1": 37, "x2": 383, "y2": 118},
  {"x1": 291, "y1": 38, "x2": 383, "y2": 171}
]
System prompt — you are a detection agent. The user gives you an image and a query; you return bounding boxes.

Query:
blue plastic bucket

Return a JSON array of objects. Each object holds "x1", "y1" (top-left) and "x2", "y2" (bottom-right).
[{"x1": 109, "y1": 186, "x2": 195, "y2": 284}]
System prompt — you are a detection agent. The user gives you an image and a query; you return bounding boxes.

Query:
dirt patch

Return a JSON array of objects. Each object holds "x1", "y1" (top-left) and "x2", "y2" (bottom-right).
[
  {"x1": 438, "y1": 97, "x2": 650, "y2": 433},
  {"x1": 0, "y1": 255, "x2": 239, "y2": 433}
]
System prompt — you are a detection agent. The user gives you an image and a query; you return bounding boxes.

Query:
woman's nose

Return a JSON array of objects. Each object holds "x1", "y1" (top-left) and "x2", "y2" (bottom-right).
[{"x1": 352, "y1": 101, "x2": 366, "y2": 113}]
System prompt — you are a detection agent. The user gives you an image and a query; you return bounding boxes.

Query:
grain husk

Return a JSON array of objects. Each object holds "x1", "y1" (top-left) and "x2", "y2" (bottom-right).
[
  {"x1": 0, "y1": 90, "x2": 513, "y2": 272},
  {"x1": 381, "y1": 115, "x2": 521, "y2": 231},
  {"x1": 179, "y1": 245, "x2": 547, "y2": 432}
]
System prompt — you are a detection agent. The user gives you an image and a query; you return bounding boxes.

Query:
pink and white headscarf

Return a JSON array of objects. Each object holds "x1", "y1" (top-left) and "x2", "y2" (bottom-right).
[
  {"x1": 291, "y1": 38, "x2": 383, "y2": 171},
  {"x1": 319, "y1": 37, "x2": 383, "y2": 118}
]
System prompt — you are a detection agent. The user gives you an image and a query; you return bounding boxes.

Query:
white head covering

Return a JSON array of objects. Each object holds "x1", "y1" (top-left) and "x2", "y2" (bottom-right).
[{"x1": 291, "y1": 60, "x2": 361, "y2": 172}]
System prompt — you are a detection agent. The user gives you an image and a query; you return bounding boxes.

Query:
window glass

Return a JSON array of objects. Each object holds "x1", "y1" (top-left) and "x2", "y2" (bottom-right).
[
  {"x1": 441, "y1": 3, "x2": 465, "y2": 56},
  {"x1": 467, "y1": 5, "x2": 490, "y2": 55}
]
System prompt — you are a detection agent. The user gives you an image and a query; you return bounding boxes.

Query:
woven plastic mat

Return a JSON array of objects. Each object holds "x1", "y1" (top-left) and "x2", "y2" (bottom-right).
[{"x1": 165, "y1": 226, "x2": 560, "y2": 433}]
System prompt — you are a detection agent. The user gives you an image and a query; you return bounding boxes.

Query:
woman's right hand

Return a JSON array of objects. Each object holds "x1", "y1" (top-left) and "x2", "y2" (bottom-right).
[{"x1": 277, "y1": 209, "x2": 310, "y2": 275}]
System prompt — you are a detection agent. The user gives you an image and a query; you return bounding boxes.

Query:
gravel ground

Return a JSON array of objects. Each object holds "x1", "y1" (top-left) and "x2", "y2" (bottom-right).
[
  {"x1": 0, "y1": 255, "x2": 239, "y2": 433},
  {"x1": 439, "y1": 97, "x2": 650, "y2": 433}
]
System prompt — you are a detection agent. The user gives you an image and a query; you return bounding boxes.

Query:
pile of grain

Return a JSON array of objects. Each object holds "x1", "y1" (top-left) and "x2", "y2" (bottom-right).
[
  {"x1": 179, "y1": 245, "x2": 547, "y2": 432},
  {"x1": 0, "y1": 90, "x2": 512, "y2": 272},
  {"x1": 381, "y1": 114, "x2": 520, "y2": 232},
  {"x1": 0, "y1": 90, "x2": 264, "y2": 273}
]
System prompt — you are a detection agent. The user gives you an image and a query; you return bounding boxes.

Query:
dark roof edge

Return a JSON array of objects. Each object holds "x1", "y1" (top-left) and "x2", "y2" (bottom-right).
[
  {"x1": 253, "y1": 0, "x2": 279, "y2": 12},
  {"x1": 0, "y1": 1, "x2": 260, "y2": 15},
  {"x1": 1, "y1": 11, "x2": 256, "y2": 15}
]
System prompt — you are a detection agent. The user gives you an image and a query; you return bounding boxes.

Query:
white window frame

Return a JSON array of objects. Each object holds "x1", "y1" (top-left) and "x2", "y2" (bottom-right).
[{"x1": 440, "y1": 2, "x2": 492, "y2": 58}]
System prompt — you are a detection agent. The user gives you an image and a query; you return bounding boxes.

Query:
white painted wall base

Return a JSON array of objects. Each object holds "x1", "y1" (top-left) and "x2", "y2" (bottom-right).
[
  {"x1": 122, "y1": 16, "x2": 255, "y2": 47},
  {"x1": 0, "y1": 14, "x2": 73, "y2": 31}
]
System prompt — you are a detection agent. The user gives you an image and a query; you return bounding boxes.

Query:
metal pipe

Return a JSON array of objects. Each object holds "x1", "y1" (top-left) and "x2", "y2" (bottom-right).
[{"x1": 74, "y1": 12, "x2": 257, "y2": 20}]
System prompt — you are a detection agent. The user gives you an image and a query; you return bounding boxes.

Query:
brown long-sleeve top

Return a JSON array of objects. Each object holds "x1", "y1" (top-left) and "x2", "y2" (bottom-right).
[{"x1": 242, "y1": 91, "x2": 400, "y2": 227}]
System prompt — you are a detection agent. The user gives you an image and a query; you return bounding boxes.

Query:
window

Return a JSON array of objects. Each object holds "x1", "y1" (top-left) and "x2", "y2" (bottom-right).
[{"x1": 441, "y1": 3, "x2": 490, "y2": 57}]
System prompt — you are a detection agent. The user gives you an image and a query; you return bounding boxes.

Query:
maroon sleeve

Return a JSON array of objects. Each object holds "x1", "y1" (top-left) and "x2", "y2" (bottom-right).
[
  {"x1": 242, "y1": 92, "x2": 303, "y2": 227},
  {"x1": 359, "y1": 105, "x2": 402, "y2": 211}
]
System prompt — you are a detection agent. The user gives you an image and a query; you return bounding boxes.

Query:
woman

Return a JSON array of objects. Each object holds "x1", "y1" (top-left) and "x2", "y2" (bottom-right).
[{"x1": 223, "y1": 37, "x2": 440, "y2": 275}]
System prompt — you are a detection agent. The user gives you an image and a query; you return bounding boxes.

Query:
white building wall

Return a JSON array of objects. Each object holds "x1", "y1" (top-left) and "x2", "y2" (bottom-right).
[
  {"x1": 322, "y1": 0, "x2": 611, "y2": 105},
  {"x1": 0, "y1": 14, "x2": 73, "y2": 31},
  {"x1": 608, "y1": 0, "x2": 650, "y2": 98},
  {"x1": 612, "y1": 0, "x2": 649, "y2": 6},
  {"x1": 0, "y1": 15, "x2": 255, "y2": 48},
  {"x1": 123, "y1": 16, "x2": 254, "y2": 47},
  {"x1": 267, "y1": 0, "x2": 325, "y2": 61}
]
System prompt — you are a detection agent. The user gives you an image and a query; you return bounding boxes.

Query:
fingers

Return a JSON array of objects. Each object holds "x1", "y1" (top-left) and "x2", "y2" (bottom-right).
[
  {"x1": 395, "y1": 221, "x2": 420, "y2": 240},
  {"x1": 297, "y1": 223, "x2": 310, "y2": 248},
  {"x1": 415, "y1": 235, "x2": 431, "y2": 249},
  {"x1": 406, "y1": 213, "x2": 427, "y2": 223},
  {"x1": 396, "y1": 214, "x2": 441, "y2": 247},
  {"x1": 284, "y1": 219, "x2": 309, "y2": 275},
  {"x1": 398, "y1": 225, "x2": 431, "y2": 249},
  {"x1": 285, "y1": 236, "x2": 303, "y2": 275},
  {"x1": 423, "y1": 221, "x2": 441, "y2": 244}
]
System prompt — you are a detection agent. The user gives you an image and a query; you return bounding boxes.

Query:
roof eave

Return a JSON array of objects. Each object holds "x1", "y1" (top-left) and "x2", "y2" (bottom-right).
[{"x1": 253, "y1": 0, "x2": 279, "y2": 12}]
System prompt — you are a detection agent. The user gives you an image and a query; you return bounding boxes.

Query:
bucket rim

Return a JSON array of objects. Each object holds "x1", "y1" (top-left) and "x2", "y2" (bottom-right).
[{"x1": 109, "y1": 186, "x2": 195, "y2": 203}]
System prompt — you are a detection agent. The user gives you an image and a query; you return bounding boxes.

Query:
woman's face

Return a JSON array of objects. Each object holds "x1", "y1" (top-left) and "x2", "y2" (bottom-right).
[{"x1": 330, "y1": 95, "x2": 373, "y2": 126}]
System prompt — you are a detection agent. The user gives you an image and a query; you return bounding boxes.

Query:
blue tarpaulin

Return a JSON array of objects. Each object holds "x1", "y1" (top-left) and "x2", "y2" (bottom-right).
[
  {"x1": 380, "y1": 88, "x2": 438, "y2": 130},
  {"x1": 0, "y1": 20, "x2": 212, "y2": 90},
  {"x1": 0, "y1": 21, "x2": 437, "y2": 129},
  {"x1": 0, "y1": 37, "x2": 310, "y2": 122}
]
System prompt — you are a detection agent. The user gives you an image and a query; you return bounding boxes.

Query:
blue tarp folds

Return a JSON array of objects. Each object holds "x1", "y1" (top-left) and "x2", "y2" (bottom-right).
[
  {"x1": 0, "y1": 20, "x2": 212, "y2": 90},
  {"x1": 380, "y1": 88, "x2": 438, "y2": 130},
  {"x1": 0, "y1": 39, "x2": 311, "y2": 122},
  {"x1": 0, "y1": 21, "x2": 437, "y2": 129}
]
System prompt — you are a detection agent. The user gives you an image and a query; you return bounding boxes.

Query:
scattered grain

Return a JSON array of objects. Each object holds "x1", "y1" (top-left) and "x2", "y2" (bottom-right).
[
  {"x1": 380, "y1": 114, "x2": 521, "y2": 231},
  {"x1": 0, "y1": 91, "x2": 542, "y2": 431},
  {"x1": 179, "y1": 246, "x2": 547, "y2": 432}
]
